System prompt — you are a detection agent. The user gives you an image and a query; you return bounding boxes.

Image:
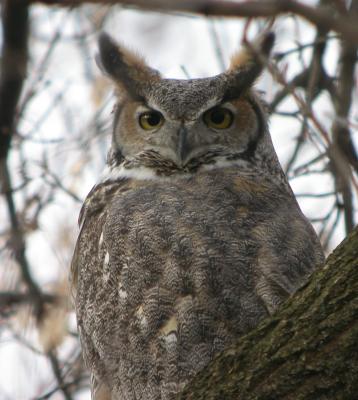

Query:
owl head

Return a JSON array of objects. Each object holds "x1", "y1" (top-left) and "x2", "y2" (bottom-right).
[{"x1": 98, "y1": 32, "x2": 279, "y2": 174}]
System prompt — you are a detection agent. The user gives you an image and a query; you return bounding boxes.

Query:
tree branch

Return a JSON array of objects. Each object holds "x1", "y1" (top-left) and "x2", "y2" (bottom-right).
[
  {"x1": 28, "y1": 0, "x2": 358, "y2": 45},
  {"x1": 180, "y1": 226, "x2": 358, "y2": 399},
  {"x1": 0, "y1": 0, "x2": 45, "y2": 319},
  {"x1": 0, "y1": 0, "x2": 28, "y2": 160}
]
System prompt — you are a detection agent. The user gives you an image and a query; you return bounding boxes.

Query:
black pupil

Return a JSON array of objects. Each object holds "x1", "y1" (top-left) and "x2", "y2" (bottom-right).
[
  {"x1": 211, "y1": 109, "x2": 226, "y2": 124},
  {"x1": 146, "y1": 112, "x2": 161, "y2": 126}
]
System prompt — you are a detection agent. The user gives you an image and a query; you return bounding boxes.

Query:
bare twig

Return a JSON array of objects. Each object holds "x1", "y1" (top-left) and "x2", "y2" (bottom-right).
[
  {"x1": 283, "y1": 28, "x2": 329, "y2": 174},
  {"x1": 48, "y1": 351, "x2": 72, "y2": 400},
  {"x1": 329, "y1": 0, "x2": 358, "y2": 234},
  {"x1": 0, "y1": 164, "x2": 44, "y2": 313},
  {"x1": 0, "y1": 0, "x2": 46, "y2": 321},
  {"x1": 48, "y1": 350, "x2": 74, "y2": 400},
  {"x1": 0, "y1": 291, "x2": 57, "y2": 308}
]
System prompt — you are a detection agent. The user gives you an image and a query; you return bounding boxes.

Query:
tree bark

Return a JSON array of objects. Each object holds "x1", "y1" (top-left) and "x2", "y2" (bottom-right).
[{"x1": 179, "y1": 227, "x2": 358, "y2": 400}]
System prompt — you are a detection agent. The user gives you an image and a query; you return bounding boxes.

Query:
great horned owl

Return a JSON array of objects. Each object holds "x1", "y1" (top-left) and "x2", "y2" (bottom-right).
[{"x1": 71, "y1": 31, "x2": 324, "y2": 399}]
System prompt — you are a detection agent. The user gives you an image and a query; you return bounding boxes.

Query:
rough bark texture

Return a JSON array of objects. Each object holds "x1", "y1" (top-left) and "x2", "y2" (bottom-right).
[{"x1": 179, "y1": 227, "x2": 358, "y2": 400}]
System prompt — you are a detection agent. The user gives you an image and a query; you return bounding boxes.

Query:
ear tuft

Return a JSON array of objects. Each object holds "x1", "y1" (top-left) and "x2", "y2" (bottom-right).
[
  {"x1": 260, "y1": 31, "x2": 275, "y2": 57},
  {"x1": 229, "y1": 31, "x2": 275, "y2": 71},
  {"x1": 98, "y1": 32, "x2": 120, "y2": 77},
  {"x1": 223, "y1": 31, "x2": 275, "y2": 100},
  {"x1": 97, "y1": 32, "x2": 161, "y2": 98}
]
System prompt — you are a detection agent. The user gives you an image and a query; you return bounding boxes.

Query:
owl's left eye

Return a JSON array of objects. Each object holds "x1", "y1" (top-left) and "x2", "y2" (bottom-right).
[
  {"x1": 203, "y1": 107, "x2": 233, "y2": 129},
  {"x1": 139, "y1": 111, "x2": 164, "y2": 130}
]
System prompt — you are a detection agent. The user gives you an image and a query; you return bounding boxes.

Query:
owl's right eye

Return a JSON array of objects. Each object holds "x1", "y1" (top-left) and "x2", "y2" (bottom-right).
[{"x1": 139, "y1": 111, "x2": 164, "y2": 130}]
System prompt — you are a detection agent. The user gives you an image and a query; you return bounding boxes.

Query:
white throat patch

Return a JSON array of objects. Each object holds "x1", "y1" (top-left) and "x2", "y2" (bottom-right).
[
  {"x1": 101, "y1": 157, "x2": 247, "y2": 183},
  {"x1": 101, "y1": 164, "x2": 168, "y2": 182}
]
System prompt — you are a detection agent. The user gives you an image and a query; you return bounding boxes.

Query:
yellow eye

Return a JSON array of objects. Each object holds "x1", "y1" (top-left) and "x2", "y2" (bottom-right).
[
  {"x1": 203, "y1": 107, "x2": 233, "y2": 129},
  {"x1": 139, "y1": 111, "x2": 164, "y2": 130}
]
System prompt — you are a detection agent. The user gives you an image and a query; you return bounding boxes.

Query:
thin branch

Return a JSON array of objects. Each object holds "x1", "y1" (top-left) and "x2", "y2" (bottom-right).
[
  {"x1": 0, "y1": 291, "x2": 57, "y2": 308},
  {"x1": 43, "y1": 170, "x2": 83, "y2": 203},
  {"x1": 329, "y1": 0, "x2": 358, "y2": 234},
  {"x1": 36, "y1": 376, "x2": 88, "y2": 400},
  {"x1": 208, "y1": 20, "x2": 226, "y2": 72},
  {"x1": 0, "y1": 163, "x2": 43, "y2": 309},
  {"x1": 16, "y1": 10, "x2": 72, "y2": 123},
  {"x1": 295, "y1": 192, "x2": 335, "y2": 198},
  {"x1": 273, "y1": 34, "x2": 338, "y2": 60},
  {"x1": 283, "y1": 28, "x2": 329, "y2": 175},
  {"x1": 48, "y1": 351, "x2": 74, "y2": 400},
  {"x1": 243, "y1": 23, "x2": 332, "y2": 149},
  {"x1": 291, "y1": 153, "x2": 327, "y2": 177}
]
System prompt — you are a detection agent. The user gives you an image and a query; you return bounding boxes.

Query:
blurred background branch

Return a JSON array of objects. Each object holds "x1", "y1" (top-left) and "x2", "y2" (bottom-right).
[
  {"x1": 0, "y1": 0, "x2": 46, "y2": 316},
  {"x1": 0, "y1": 0, "x2": 28, "y2": 160},
  {"x1": 28, "y1": 0, "x2": 358, "y2": 44}
]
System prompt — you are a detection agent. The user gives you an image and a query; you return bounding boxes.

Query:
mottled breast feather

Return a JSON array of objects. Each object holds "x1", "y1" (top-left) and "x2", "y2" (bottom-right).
[
  {"x1": 71, "y1": 168, "x2": 324, "y2": 400},
  {"x1": 72, "y1": 31, "x2": 324, "y2": 400}
]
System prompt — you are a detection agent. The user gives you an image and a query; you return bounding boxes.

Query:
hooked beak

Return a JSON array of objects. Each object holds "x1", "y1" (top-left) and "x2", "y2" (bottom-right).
[{"x1": 177, "y1": 126, "x2": 190, "y2": 164}]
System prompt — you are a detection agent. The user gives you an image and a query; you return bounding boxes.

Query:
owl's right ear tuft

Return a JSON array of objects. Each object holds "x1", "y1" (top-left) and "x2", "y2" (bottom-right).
[
  {"x1": 97, "y1": 32, "x2": 161, "y2": 98},
  {"x1": 229, "y1": 31, "x2": 275, "y2": 72}
]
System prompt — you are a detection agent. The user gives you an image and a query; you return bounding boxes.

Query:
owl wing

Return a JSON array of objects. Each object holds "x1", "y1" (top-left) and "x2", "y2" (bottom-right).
[
  {"x1": 70, "y1": 178, "x2": 130, "y2": 396},
  {"x1": 251, "y1": 197, "x2": 325, "y2": 314}
]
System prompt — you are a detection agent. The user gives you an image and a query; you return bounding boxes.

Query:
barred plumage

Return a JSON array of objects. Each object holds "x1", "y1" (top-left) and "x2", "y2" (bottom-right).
[{"x1": 71, "y1": 32, "x2": 324, "y2": 399}]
